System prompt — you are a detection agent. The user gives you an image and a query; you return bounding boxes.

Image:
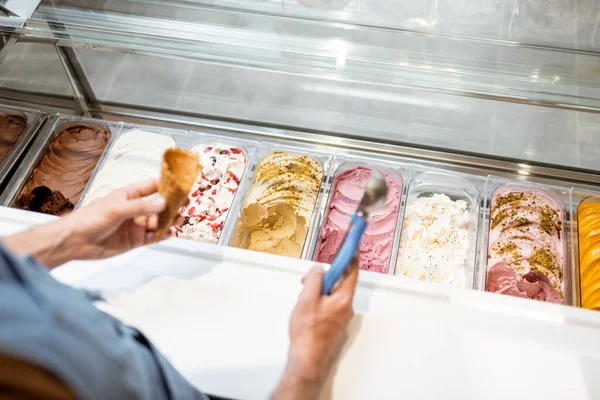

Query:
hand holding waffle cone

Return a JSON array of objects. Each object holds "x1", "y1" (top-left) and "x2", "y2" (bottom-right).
[{"x1": 155, "y1": 148, "x2": 200, "y2": 241}]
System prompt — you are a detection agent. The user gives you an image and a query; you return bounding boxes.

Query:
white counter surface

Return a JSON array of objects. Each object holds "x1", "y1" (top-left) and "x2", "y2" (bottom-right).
[{"x1": 2, "y1": 206, "x2": 600, "y2": 400}]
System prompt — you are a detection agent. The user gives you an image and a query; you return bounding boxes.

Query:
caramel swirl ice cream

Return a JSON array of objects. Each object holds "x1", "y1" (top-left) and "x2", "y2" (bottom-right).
[{"x1": 231, "y1": 151, "x2": 323, "y2": 258}]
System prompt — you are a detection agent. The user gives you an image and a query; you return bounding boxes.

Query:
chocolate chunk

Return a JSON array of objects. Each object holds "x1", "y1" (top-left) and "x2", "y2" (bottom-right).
[{"x1": 17, "y1": 185, "x2": 74, "y2": 216}]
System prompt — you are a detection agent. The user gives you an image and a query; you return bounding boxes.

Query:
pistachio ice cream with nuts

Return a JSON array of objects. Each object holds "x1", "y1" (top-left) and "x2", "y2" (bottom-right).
[{"x1": 232, "y1": 151, "x2": 323, "y2": 258}]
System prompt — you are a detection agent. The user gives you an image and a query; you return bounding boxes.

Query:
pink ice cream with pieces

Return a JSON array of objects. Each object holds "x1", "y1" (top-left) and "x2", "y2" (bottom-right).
[{"x1": 485, "y1": 186, "x2": 564, "y2": 303}]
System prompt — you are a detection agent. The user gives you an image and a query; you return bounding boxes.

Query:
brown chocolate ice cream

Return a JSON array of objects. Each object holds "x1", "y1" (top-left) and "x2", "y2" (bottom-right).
[
  {"x1": 16, "y1": 186, "x2": 74, "y2": 216},
  {"x1": 16, "y1": 123, "x2": 111, "y2": 215},
  {"x1": 0, "y1": 114, "x2": 27, "y2": 163}
]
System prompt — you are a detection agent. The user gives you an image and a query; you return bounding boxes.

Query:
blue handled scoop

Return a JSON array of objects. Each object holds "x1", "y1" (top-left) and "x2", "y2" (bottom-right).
[{"x1": 321, "y1": 171, "x2": 388, "y2": 295}]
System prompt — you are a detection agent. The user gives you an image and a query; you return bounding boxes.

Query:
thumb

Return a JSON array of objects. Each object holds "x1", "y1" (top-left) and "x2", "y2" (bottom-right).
[
  {"x1": 335, "y1": 255, "x2": 360, "y2": 296},
  {"x1": 298, "y1": 265, "x2": 325, "y2": 305},
  {"x1": 116, "y1": 196, "x2": 166, "y2": 219}
]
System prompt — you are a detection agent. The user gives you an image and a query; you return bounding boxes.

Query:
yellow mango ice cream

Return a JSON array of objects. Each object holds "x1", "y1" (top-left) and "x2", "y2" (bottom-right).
[
  {"x1": 578, "y1": 198, "x2": 600, "y2": 310},
  {"x1": 231, "y1": 151, "x2": 323, "y2": 258}
]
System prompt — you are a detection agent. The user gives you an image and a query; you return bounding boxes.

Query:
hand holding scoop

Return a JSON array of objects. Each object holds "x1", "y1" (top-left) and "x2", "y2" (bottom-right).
[{"x1": 321, "y1": 171, "x2": 388, "y2": 295}]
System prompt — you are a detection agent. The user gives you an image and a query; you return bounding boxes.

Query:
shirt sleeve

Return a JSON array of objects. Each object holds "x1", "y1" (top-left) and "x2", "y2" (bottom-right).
[
  {"x1": 0, "y1": 245, "x2": 210, "y2": 400},
  {"x1": 125, "y1": 324, "x2": 210, "y2": 400}
]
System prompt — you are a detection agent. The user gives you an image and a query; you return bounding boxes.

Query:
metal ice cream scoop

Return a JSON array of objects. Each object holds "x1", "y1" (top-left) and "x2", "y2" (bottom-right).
[{"x1": 321, "y1": 171, "x2": 388, "y2": 295}]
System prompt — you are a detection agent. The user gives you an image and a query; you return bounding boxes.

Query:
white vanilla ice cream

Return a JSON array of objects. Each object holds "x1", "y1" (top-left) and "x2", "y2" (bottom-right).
[
  {"x1": 396, "y1": 193, "x2": 470, "y2": 287},
  {"x1": 81, "y1": 129, "x2": 175, "y2": 206}
]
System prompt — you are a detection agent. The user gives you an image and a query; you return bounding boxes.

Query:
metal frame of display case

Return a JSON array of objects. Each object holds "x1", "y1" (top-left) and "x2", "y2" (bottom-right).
[
  {"x1": 1, "y1": 34, "x2": 599, "y2": 187},
  {"x1": 0, "y1": 1, "x2": 598, "y2": 185},
  {"x1": 0, "y1": 3, "x2": 599, "y2": 399},
  {"x1": 18, "y1": 2, "x2": 600, "y2": 109},
  {"x1": 0, "y1": 0, "x2": 40, "y2": 28}
]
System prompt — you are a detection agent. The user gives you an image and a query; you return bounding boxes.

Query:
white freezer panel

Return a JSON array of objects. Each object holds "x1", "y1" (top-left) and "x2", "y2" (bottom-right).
[
  {"x1": 100, "y1": 250, "x2": 600, "y2": 400},
  {"x1": 2, "y1": 206, "x2": 600, "y2": 399}
]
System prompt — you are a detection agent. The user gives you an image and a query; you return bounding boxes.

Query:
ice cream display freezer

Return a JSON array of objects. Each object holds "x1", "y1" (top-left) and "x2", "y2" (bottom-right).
[{"x1": 1, "y1": 0, "x2": 600, "y2": 398}]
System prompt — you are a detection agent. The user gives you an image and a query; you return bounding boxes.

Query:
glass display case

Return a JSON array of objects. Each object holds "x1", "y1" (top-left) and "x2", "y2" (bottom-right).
[
  {"x1": 1, "y1": 0, "x2": 600, "y2": 398},
  {"x1": 0, "y1": 0, "x2": 597, "y2": 171}
]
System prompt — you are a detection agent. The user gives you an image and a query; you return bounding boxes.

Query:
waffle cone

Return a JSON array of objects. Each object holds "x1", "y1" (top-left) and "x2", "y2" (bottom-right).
[{"x1": 155, "y1": 148, "x2": 200, "y2": 241}]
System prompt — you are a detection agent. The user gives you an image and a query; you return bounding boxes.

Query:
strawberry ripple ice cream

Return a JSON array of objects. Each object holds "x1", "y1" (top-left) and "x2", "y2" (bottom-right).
[
  {"x1": 314, "y1": 166, "x2": 402, "y2": 274},
  {"x1": 176, "y1": 144, "x2": 247, "y2": 244}
]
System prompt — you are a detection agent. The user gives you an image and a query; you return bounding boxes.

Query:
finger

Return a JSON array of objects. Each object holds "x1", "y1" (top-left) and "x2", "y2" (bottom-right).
[
  {"x1": 301, "y1": 261, "x2": 324, "y2": 284},
  {"x1": 174, "y1": 215, "x2": 185, "y2": 227},
  {"x1": 298, "y1": 265, "x2": 325, "y2": 305},
  {"x1": 301, "y1": 270, "x2": 310, "y2": 284},
  {"x1": 147, "y1": 215, "x2": 158, "y2": 231},
  {"x1": 332, "y1": 255, "x2": 360, "y2": 297},
  {"x1": 124, "y1": 178, "x2": 160, "y2": 200},
  {"x1": 145, "y1": 231, "x2": 156, "y2": 245},
  {"x1": 117, "y1": 196, "x2": 166, "y2": 220},
  {"x1": 133, "y1": 215, "x2": 147, "y2": 227}
]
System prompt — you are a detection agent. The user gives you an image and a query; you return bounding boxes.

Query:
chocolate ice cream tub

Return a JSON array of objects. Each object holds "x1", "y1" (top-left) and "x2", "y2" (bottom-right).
[
  {"x1": 0, "y1": 115, "x2": 120, "y2": 215},
  {"x1": 0, "y1": 105, "x2": 45, "y2": 190},
  {"x1": 482, "y1": 177, "x2": 572, "y2": 305},
  {"x1": 309, "y1": 154, "x2": 408, "y2": 275}
]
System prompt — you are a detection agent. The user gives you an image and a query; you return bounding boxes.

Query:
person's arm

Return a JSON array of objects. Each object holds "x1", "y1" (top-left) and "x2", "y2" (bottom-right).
[
  {"x1": 271, "y1": 259, "x2": 359, "y2": 400},
  {"x1": 2, "y1": 217, "x2": 79, "y2": 269},
  {"x1": 2, "y1": 179, "x2": 172, "y2": 269}
]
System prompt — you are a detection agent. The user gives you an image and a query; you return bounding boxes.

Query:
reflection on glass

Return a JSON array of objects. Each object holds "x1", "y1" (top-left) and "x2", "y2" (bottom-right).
[
  {"x1": 519, "y1": 0, "x2": 597, "y2": 33},
  {"x1": 297, "y1": 0, "x2": 351, "y2": 10}
]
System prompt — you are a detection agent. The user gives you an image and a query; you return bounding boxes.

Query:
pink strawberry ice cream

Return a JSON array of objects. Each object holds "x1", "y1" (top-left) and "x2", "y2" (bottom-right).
[
  {"x1": 486, "y1": 186, "x2": 564, "y2": 303},
  {"x1": 315, "y1": 166, "x2": 402, "y2": 273}
]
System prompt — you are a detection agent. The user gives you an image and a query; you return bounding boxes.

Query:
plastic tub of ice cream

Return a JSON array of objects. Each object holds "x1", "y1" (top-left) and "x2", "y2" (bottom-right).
[
  {"x1": 483, "y1": 177, "x2": 571, "y2": 305},
  {"x1": 311, "y1": 157, "x2": 407, "y2": 275},
  {"x1": 77, "y1": 123, "x2": 192, "y2": 208},
  {"x1": 576, "y1": 196, "x2": 600, "y2": 310},
  {"x1": 226, "y1": 142, "x2": 331, "y2": 260},
  {"x1": 394, "y1": 170, "x2": 481, "y2": 289},
  {"x1": 1, "y1": 115, "x2": 119, "y2": 216},
  {"x1": 0, "y1": 105, "x2": 45, "y2": 189},
  {"x1": 172, "y1": 132, "x2": 258, "y2": 245},
  {"x1": 571, "y1": 188, "x2": 600, "y2": 310}
]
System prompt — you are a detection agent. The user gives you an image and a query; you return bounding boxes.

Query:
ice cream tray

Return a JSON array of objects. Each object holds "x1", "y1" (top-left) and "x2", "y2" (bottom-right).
[
  {"x1": 1, "y1": 114, "x2": 597, "y2": 310},
  {"x1": 0, "y1": 104, "x2": 46, "y2": 190},
  {"x1": 0, "y1": 115, "x2": 122, "y2": 208}
]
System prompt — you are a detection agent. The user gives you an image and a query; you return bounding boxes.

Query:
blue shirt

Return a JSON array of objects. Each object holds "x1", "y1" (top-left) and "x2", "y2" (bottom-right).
[{"x1": 0, "y1": 244, "x2": 209, "y2": 400}]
